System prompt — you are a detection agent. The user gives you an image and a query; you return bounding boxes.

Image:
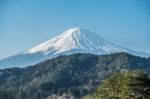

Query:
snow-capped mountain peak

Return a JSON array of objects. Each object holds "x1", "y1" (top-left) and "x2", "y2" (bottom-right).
[
  {"x1": 0, "y1": 27, "x2": 149, "y2": 68},
  {"x1": 24, "y1": 27, "x2": 150, "y2": 57},
  {"x1": 24, "y1": 27, "x2": 123, "y2": 56}
]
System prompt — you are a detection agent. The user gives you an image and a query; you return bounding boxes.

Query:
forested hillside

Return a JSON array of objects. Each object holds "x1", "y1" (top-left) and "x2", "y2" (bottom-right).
[
  {"x1": 85, "y1": 71, "x2": 150, "y2": 99},
  {"x1": 0, "y1": 52, "x2": 150, "y2": 99}
]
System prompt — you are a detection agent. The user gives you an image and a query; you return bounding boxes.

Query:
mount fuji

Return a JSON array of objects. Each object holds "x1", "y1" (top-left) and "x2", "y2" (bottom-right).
[{"x1": 0, "y1": 27, "x2": 149, "y2": 68}]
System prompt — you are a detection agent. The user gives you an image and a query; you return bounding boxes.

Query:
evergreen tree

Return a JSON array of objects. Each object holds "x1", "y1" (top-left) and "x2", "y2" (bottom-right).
[{"x1": 90, "y1": 71, "x2": 150, "y2": 99}]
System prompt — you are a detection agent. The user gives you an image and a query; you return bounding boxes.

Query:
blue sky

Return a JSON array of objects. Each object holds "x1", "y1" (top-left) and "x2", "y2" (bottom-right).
[{"x1": 0, "y1": 0, "x2": 150, "y2": 59}]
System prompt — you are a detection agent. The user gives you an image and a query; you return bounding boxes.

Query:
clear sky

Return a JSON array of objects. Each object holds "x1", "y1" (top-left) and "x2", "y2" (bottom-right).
[{"x1": 0, "y1": 0, "x2": 150, "y2": 59}]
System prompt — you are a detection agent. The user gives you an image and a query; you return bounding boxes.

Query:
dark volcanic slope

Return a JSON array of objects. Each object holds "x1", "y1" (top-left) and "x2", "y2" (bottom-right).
[{"x1": 0, "y1": 52, "x2": 150, "y2": 99}]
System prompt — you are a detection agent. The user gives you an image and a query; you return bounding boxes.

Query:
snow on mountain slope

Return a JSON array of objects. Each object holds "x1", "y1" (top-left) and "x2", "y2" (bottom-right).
[
  {"x1": 0, "y1": 27, "x2": 149, "y2": 68},
  {"x1": 24, "y1": 27, "x2": 128, "y2": 55}
]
